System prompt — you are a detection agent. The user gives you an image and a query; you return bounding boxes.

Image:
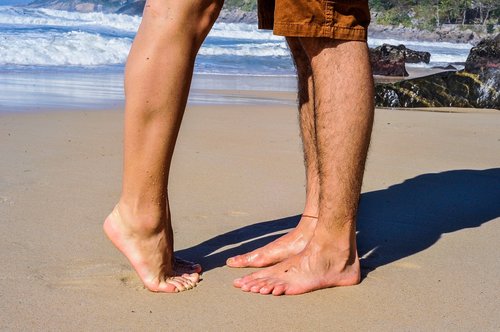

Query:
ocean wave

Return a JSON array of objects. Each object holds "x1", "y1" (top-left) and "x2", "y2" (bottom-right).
[
  {"x1": 0, "y1": 28, "x2": 286, "y2": 67},
  {"x1": 0, "y1": 7, "x2": 277, "y2": 41},
  {"x1": 0, "y1": 7, "x2": 473, "y2": 70},
  {"x1": 429, "y1": 53, "x2": 469, "y2": 63},
  {"x1": 0, "y1": 30, "x2": 131, "y2": 66},
  {"x1": 0, "y1": 6, "x2": 141, "y2": 32}
]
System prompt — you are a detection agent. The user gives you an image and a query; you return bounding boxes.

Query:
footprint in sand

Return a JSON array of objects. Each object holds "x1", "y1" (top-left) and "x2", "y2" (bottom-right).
[{"x1": 43, "y1": 260, "x2": 143, "y2": 290}]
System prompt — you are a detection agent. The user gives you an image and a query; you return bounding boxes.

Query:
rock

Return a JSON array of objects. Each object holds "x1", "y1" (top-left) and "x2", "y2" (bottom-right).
[
  {"x1": 403, "y1": 47, "x2": 431, "y2": 64},
  {"x1": 217, "y1": 9, "x2": 258, "y2": 24},
  {"x1": 375, "y1": 35, "x2": 499, "y2": 109},
  {"x1": 27, "y1": 0, "x2": 122, "y2": 13},
  {"x1": 27, "y1": 0, "x2": 260, "y2": 22},
  {"x1": 465, "y1": 34, "x2": 500, "y2": 73},
  {"x1": 368, "y1": 23, "x2": 487, "y2": 44},
  {"x1": 371, "y1": 55, "x2": 408, "y2": 76},
  {"x1": 375, "y1": 70, "x2": 499, "y2": 109},
  {"x1": 431, "y1": 64, "x2": 457, "y2": 70},
  {"x1": 465, "y1": 34, "x2": 500, "y2": 108},
  {"x1": 116, "y1": 1, "x2": 145, "y2": 16},
  {"x1": 376, "y1": 71, "x2": 488, "y2": 108},
  {"x1": 369, "y1": 44, "x2": 430, "y2": 76},
  {"x1": 370, "y1": 44, "x2": 408, "y2": 76}
]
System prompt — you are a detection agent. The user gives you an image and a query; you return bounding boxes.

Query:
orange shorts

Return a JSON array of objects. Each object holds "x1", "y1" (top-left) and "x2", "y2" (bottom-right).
[{"x1": 258, "y1": 0, "x2": 371, "y2": 41}]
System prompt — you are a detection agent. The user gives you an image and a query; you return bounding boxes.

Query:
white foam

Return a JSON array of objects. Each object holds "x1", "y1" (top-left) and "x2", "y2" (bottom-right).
[
  {"x1": 0, "y1": 7, "x2": 474, "y2": 69},
  {"x1": 0, "y1": 30, "x2": 131, "y2": 66},
  {"x1": 0, "y1": 6, "x2": 140, "y2": 32},
  {"x1": 0, "y1": 7, "x2": 279, "y2": 40},
  {"x1": 429, "y1": 53, "x2": 469, "y2": 63},
  {"x1": 369, "y1": 37, "x2": 473, "y2": 50}
]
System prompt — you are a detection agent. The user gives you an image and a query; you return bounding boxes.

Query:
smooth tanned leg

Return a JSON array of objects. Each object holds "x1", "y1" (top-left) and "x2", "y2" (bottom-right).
[
  {"x1": 104, "y1": 0, "x2": 222, "y2": 293},
  {"x1": 226, "y1": 37, "x2": 320, "y2": 268},
  {"x1": 235, "y1": 38, "x2": 374, "y2": 295}
]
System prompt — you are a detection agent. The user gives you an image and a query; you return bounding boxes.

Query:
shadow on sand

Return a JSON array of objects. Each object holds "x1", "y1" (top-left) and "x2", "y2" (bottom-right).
[{"x1": 177, "y1": 168, "x2": 500, "y2": 274}]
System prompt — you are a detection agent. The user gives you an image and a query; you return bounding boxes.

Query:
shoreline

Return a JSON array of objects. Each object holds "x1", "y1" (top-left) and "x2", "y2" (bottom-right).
[{"x1": 0, "y1": 67, "x2": 473, "y2": 113}]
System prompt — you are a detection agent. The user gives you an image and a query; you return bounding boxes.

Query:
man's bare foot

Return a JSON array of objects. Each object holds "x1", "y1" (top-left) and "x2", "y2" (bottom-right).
[
  {"x1": 103, "y1": 205, "x2": 200, "y2": 293},
  {"x1": 233, "y1": 235, "x2": 360, "y2": 296},
  {"x1": 226, "y1": 215, "x2": 318, "y2": 268}
]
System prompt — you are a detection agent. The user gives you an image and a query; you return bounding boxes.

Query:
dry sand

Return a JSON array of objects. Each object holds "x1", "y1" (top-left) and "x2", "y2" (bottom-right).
[{"x1": 0, "y1": 101, "x2": 499, "y2": 331}]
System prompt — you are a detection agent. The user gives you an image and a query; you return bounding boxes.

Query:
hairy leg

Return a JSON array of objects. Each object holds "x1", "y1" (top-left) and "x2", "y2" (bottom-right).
[
  {"x1": 235, "y1": 38, "x2": 374, "y2": 295},
  {"x1": 226, "y1": 37, "x2": 320, "y2": 268},
  {"x1": 104, "y1": 0, "x2": 223, "y2": 293}
]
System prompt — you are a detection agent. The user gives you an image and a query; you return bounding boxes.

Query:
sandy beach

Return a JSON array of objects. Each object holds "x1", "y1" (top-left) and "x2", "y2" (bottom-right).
[{"x1": 1, "y1": 93, "x2": 499, "y2": 330}]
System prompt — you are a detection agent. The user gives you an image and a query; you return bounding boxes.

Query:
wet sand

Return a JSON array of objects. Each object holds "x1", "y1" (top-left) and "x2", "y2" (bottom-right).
[{"x1": 0, "y1": 99, "x2": 499, "y2": 330}]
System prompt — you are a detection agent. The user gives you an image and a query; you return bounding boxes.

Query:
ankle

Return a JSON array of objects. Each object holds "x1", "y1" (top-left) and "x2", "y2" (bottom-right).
[
  {"x1": 309, "y1": 230, "x2": 358, "y2": 266},
  {"x1": 297, "y1": 215, "x2": 318, "y2": 234},
  {"x1": 115, "y1": 199, "x2": 166, "y2": 234},
  {"x1": 302, "y1": 204, "x2": 319, "y2": 219}
]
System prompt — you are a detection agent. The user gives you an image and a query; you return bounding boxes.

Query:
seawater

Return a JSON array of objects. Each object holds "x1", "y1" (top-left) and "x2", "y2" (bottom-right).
[
  {"x1": 0, "y1": 6, "x2": 290, "y2": 74},
  {"x1": 0, "y1": 6, "x2": 473, "y2": 111}
]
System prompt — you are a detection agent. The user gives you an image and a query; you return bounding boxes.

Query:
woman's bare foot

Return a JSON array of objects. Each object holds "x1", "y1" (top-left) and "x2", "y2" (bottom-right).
[
  {"x1": 226, "y1": 215, "x2": 318, "y2": 268},
  {"x1": 103, "y1": 205, "x2": 200, "y2": 293},
  {"x1": 233, "y1": 233, "x2": 360, "y2": 296}
]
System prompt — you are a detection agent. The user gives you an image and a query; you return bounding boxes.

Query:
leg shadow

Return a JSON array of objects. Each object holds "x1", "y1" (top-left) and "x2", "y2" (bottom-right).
[
  {"x1": 176, "y1": 215, "x2": 301, "y2": 271},
  {"x1": 177, "y1": 168, "x2": 500, "y2": 273},
  {"x1": 356, "y1": 168, "x2": 500, "y2": 275}
]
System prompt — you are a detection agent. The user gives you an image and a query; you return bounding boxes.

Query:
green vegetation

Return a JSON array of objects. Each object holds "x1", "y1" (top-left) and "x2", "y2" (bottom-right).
[
  {"x1": 225, "y1": 0, "x2": 257, "y2": 11},
  {"x1": 223, "y1": 0, "x2": 498, "y2": 31},
  {"x1": 370, "y1": 0, "x2": 499, "y2": 29}
]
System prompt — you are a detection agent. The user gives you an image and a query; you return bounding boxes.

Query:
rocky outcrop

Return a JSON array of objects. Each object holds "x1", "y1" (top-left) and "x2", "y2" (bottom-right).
[
  {"x1": 432, "y1": 64, "x2": 457, "y2": 70},
  {"x1": 375, "y1": 35, "x2": 499, "y2": 109},
  {"x1": 27, "y1": 0, "x2": 258, "y2": 23},
  {"x1": 370, "y1": 46, "x2": 408, "y2": 76},
  {"x1": 403, "y1": 46, "x2": 431, "y2": 64},
  {"x1": 370, "y1": 44, "x2": 430, "y2": 76},
  {"x1": 464, "y1": 34, "x2": 500, "y2": 108},
  {"x1": 26, "y1": 0, "x2": 121, "y2": 13},
  {"x1": 369, "y1": 23, "x2": 494, "y2": 44},
  {"x1": 115, "y1": 4, "x2": 258, "y2": 23},
  {"x1": 465, "y1": 34, "x2": 500, "y2": 73},
  {"x1": 375, "y1": 71, "x2": 494, "y2": 108},
  {"x1": 217, "y1": 9, "x2": 258, "y2": 24},
  {"x1": 116, "y1": 1, "x2": 145, "y2": 16}
]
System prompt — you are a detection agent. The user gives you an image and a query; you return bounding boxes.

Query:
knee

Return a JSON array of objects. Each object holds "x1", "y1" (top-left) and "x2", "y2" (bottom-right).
[
  {"x1": 144, "y1": 0, "x2": 222, "y2": 46},
  {"x1": 194, "y1": 1, "x2": 223, "y2": 36}
]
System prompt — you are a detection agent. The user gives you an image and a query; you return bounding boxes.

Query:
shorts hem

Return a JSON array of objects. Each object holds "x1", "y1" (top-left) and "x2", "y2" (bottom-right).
[
  {"x1": 272, "y1": 22, "x2": 368, "y2": 41},
  {"x1": 258, "y1": 19, "x2": 274, "y2": 30}
]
